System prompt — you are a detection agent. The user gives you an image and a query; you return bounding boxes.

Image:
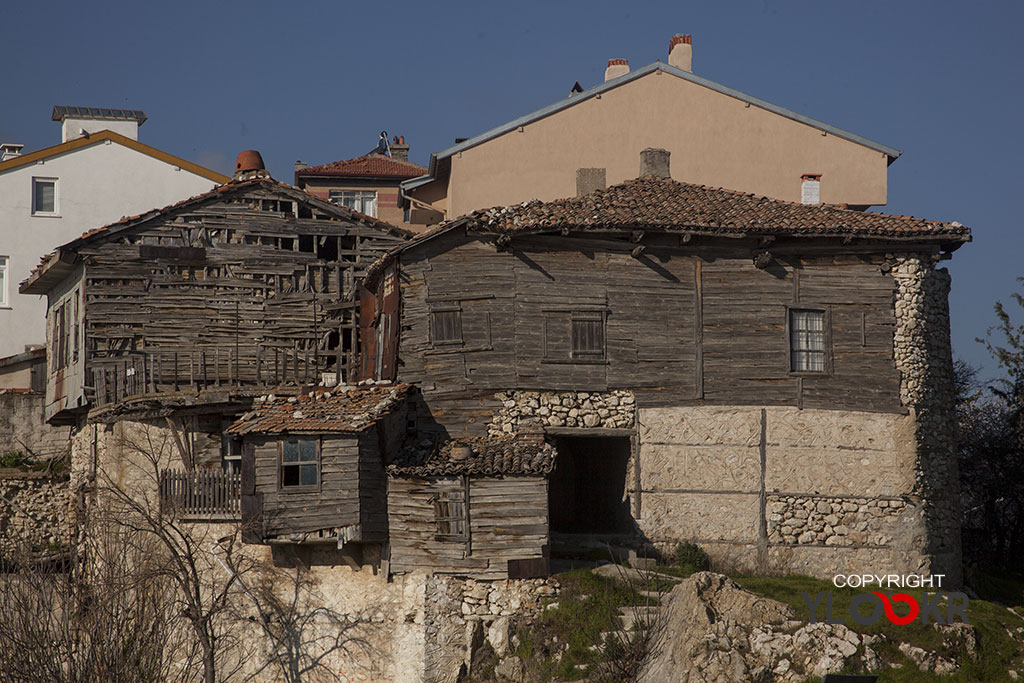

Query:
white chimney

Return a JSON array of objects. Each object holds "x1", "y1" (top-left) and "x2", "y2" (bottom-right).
[
  {"x1": 605, "y1": 58, "x2": 629, "y2": 82},
  {"x1": 801, "y1": 174, "x2": 822, "y2": 205},
  {"x1": 52, "y1": 106, "x2": 147, "y2": 142},
  {"x1": 668, "y1": 34, "x2": 693, "y2": 72},
  {"x1": 1, "y1": 143, "x2": 24, "y2": 162}
]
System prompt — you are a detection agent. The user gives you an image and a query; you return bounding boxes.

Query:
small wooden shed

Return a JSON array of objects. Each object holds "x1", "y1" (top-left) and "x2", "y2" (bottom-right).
[
  {"x1": 387, "y1": 435, "x2": 555, "y2": 580},
  {"x1": 226, "y1": 383, "x2": 409, "y2": 548}
]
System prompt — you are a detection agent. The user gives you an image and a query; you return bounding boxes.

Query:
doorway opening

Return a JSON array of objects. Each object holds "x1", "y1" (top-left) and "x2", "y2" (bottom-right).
[{"x1": 548, "y1": 436, "x2": 631, "y2": 534}]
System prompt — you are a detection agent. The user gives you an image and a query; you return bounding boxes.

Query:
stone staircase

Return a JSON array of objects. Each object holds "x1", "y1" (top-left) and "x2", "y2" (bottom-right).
[{"x1": 574, "y1": 563, "x2": 681, "y2": 680}]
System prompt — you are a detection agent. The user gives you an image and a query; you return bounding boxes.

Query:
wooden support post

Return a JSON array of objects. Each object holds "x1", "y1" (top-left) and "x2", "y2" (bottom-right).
[{"x1": 694, "y1": 258, "x2": 704, "y2": 400}]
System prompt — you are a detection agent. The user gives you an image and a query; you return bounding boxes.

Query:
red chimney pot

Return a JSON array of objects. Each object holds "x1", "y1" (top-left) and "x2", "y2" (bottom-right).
[
  {"x1": 608, "y1": 58, "x2": 629, "y2": 66},
  {"x1": 670, "y1": 34, "x2": 692, "y2": 50},
  {"x1": 236, "y1": 150, "x2": 265, "y2": 173}
]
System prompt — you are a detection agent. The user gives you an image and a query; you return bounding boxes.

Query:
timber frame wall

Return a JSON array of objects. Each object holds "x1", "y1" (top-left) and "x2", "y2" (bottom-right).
[
  {"x1": 371, "y1": 227, "x2": 912, "y2": 437},
  {"x1": 42, "y1": 181, "x2": 408, "y2": 422}
]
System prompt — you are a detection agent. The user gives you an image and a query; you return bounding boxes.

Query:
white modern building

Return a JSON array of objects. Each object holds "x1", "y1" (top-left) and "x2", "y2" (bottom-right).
[{"x1": 0, "y1": 106, "x2": 229, "y2": 381}]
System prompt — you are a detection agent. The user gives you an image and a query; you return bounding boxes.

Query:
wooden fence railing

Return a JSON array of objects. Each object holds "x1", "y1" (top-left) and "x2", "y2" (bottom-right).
[{"x1": 159, "y1": 469, "x2": 241, "y2": 520}]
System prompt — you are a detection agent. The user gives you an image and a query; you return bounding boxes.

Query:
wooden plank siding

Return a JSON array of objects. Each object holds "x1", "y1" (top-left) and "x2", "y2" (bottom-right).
[
  {"x1": 387, "y1": 476, "x2": 548, "y2": 580},
  {"x1": 250, "y1": 434, "x2": 372, "y2": 540},
  {"x1": 71, "y1": 186, "x2": 406, "y2": 413},
  {"x1": 378, "y1": 231, "x2": 905, "y2": 438}
]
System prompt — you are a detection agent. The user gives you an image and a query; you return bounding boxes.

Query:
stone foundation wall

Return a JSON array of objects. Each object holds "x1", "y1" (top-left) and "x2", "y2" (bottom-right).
[
  {"x1": 636, "y1": 404, "x2": 930, "y2": 577},
  {"x1": 0, "y1": 472, "x2": 72, "y2": 558}
]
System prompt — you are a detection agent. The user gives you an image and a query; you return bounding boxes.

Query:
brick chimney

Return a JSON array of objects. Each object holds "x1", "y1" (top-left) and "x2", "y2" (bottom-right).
[
  {"x1": 640, "y1": 148, "x2": 671, "y2": 178},
  {"x1": 668, "y1": 34, "x2": 692, "y2": 72},
  {"x1": 605, "y1": 58, "x2": 629, "y2": 82},
  {"x1": 391, "y1": 135, "x2": 410, "y2": 161}
]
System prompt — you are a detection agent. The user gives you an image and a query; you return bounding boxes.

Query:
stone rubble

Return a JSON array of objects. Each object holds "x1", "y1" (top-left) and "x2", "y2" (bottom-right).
[{"x1": 638, "y1": 571, "x2": 970, "y2": 682}]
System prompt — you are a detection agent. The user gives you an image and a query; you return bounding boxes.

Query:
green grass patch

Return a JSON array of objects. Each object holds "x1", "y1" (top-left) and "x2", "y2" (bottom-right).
[
  {"x1": 733, "y1": 573, "x2": 1024, "y2": 681},
  {"x1": 513, "y1": 568, "x2": 640, "y2": 681}
]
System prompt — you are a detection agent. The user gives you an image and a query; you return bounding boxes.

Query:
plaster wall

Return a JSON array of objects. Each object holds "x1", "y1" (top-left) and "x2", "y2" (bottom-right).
[
  {"x1": 0, "y1": 391, "x2": 70, "y2": 460},
  {"x1": 636, "y1": 404, "x2": 934, "y2": 577},
  {"x1": 418, "y1": 69, "x2": 890, "y2": 219},
  {"x1": 0, "y1": 138, "x2": 220, "y2": 359}
]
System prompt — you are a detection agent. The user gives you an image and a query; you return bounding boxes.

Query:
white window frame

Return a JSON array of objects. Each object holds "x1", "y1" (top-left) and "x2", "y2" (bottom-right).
[
  {"x1": 329, "y1": 189, "x2": 377, "y2": 218},
  {"x1": 0, "y1": 256, "x2": 8, "y2": 307},
  {"x1": 31, "y1": 177, "x2": 59, "y2": 216}
]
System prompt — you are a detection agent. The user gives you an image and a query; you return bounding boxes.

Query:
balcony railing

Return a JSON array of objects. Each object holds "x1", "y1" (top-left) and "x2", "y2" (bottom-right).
[{"x1": 159, "y1": 469, "x2": 241, "y2": 521}]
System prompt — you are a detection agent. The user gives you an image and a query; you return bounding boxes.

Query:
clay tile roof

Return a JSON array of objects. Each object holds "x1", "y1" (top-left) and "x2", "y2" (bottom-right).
[
  {"x1": 226, "y1": 383, "x2": 410, "y2": 435},
  {"x1": 463, "y1": 175, "x2": 971, "y2": 241},
  {"x1": 388, "y1": 435, "x2": 556, "y2": 478},
  {"x1": 298, "y1": 153, "x2": 426, "y2": 179}
]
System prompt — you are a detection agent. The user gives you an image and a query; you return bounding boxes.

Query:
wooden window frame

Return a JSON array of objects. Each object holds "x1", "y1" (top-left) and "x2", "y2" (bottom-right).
[
  {"x1": 278, "y1": 437, "x2": 321, "y2": 492},
  {"x1": 429, "y1": 305, "x2": 463, "y2": 347},
  {"x1": 787, "y1": 306, "x2": 832, "y2": 375}
]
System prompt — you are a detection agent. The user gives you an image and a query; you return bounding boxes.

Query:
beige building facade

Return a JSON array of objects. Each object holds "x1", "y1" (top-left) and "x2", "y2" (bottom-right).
[{"x1": 403, "y1": 36, "x2": 901, "y2": 224}]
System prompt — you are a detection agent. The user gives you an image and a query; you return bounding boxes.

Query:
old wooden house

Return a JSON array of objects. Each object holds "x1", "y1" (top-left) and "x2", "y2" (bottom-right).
[
  {"x1": 225, "y1": 383, "x2": 408, "y2": 554},
  {"x1": 387, "y1": 430, "x2": 555, "y2": 580},
  {"x1": 361, "y1": 149, "x2": 971, "y2": 580},
  {"x1": 20, "y1": 152, "x2": 410, "y2": 433}
]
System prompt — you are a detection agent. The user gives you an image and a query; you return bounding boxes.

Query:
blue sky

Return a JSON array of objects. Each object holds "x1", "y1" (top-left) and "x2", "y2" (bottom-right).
[{"x1": 3, "y1": 0, "x2": 1021, "y2": 380}]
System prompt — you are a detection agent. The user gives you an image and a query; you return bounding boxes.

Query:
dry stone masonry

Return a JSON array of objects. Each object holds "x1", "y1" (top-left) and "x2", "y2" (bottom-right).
[
  {"x1": 767, "y1": 495, "x2": 907, "y2": 547},
  {"x1": 891, "y1": 254, "x2": 962, "y2": 582},
  {"x1": 0, "y1": 472, "x2": 72, "y2": 558},
  {"x1": 489, "y1": 390, "x2": 635, "y2": 434}
]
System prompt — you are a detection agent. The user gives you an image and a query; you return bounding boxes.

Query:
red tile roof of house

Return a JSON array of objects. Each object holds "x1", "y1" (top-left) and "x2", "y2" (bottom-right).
[
  {"x1": 298, "y1": 153, "x2": 426, "y2": 179},
  {"x1": 463, "y1": 175, "x2": 971, "y2": 241},
  {"x1": 226, "y1": 383, "x2": 410, "y2": 435}
]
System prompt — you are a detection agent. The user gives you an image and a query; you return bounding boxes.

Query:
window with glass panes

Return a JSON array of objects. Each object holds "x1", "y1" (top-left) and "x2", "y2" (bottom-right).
[
  {"x1": 32, "y1": 178, "x2": 57, "y2": 214},
  {"x1": 329, "y1": 190, "x2": 377, "y2": 217},
  {"x1": 789, "y1": 309, "x2": 827, "y2": 372},
  {"x1": 280, "y1": 438, "x2": 318, "y2": 488}
]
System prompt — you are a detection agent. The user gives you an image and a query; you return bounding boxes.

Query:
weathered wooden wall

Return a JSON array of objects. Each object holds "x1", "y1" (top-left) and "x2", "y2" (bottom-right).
[
  {"x1": 72, "y1": 184, "x2": 406, "y2": 412},
  {"x1": 385, "y1": 230, "x2": 903, "y2": 437},
  {"x1": 251, "y1": 434, "x2": 361, "y2": 539},
  {"x1": 387, "y1": 476, "x2": 548, "y2": 580}
]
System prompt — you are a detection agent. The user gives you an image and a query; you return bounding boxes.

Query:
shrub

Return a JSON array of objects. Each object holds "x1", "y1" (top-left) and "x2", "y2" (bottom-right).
[
  {"x1": 0, "y1": 451, "x2": 27, "y2": 468},
  {"x1": 672, "y1": 542, "x2": 709, "y2": 575}
]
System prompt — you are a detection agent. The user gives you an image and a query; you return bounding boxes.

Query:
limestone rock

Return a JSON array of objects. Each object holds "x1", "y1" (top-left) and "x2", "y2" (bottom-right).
[{"x1": 638, "y1": 572, "x2": 880, "y2": 683}]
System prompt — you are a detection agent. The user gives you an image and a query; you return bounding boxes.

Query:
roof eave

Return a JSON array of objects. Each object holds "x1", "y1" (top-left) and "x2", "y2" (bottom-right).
[{"x1": 20, "y1": 250, "x2": 80, "y2": 295}]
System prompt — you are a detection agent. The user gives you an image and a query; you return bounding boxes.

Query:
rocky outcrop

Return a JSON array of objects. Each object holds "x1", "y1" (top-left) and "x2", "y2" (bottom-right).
[{"x1": 640, "y1": 572, "x2": 881, "y2": 682}]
